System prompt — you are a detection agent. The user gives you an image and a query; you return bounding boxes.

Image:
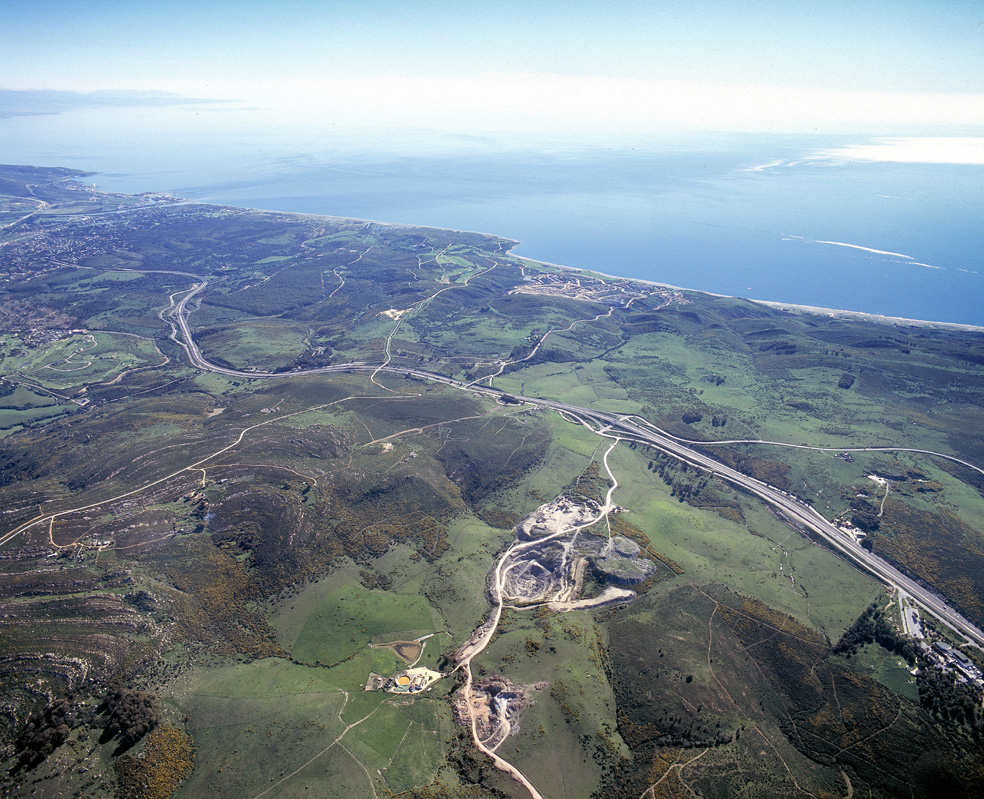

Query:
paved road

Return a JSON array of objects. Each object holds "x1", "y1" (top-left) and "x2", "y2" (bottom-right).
[
  {"x1": 582, "y1": 411, "x2": 984, "y2": 649},
  {"x1": 159, "y1": 280, "x2": 984, "y2": 648}
]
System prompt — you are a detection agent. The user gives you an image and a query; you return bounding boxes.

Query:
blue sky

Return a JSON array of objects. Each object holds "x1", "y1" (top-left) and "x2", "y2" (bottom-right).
[{"x1": 4, "y1": 0, "x2": 984, "y2": 135}]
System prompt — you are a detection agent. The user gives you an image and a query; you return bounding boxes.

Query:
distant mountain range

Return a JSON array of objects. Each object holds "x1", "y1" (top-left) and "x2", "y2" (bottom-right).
[{"x1": 0, "y1": 88, "x2": 221, "y2": 118}]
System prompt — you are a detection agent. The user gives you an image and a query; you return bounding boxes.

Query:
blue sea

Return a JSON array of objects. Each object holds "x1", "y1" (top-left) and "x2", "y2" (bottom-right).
[{"x1": 2, "y1": 104, "x2": 982, "y2": 326}]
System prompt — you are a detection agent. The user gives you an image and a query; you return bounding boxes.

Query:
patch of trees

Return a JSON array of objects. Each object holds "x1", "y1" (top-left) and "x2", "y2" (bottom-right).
[
  {"x1": 669, "y1": 476, "x2": 711, "y2": 502},
  {"x1": 499, "y1": 346, "x2": 579, "y2": 375},
  {"x1": 710, "y1": 449, "x2": 792, "y2": 492},
  {"x1": 63, "y1": 296, "x2": 123, "y2": 321},
  {"x1": 853, "y1": 337, "x2": 904, "y2": 350},
  {"x1": 616, "y1": 711, "x2": 734, "y2": 751},
  {"x1": 289, "y1": 347, "x2": 334, "y2": 370},
  {"x1": 870, "y1": 499, "x2": 984, "y2": 627},
  {"x1": 125, "y1": 589, "x2": 158, "y2": 612},
  {"x1": 850, "y1": 496, "x2": 880, "y2": 531},
  {"x1": 833, "y1": 602, "x2": 915, "y2": 664},
  {"x1": 757, "y1": 341, "x2": 797, "y2": 354},
  {"x1": 645, "y1": 451, "x2": 744, "y2": 522},
  {"x1": 954, "y1": 349, "x2": 984, "y2": 366},
  {"x1": 837, "y1": 372, "x2": 856, "y2": 389},
  {"x1": 13, "y1": 698, "x2": 75, "y2": 769},
  {"x1": 0, "y1": 440, "x2": 51, "y2": 488},
  {"x1": 100, "y1": 688, "x2": 162, "y2": 745},
  {"x1": 358, "y1": 568, "x2": 392, "y2": 590},
  {"x1": 443, "y1": 728, "x2": 512, "y2": 797},
  {"x1": 681, "y1": 411, "x2": 702, "y2": 424},
  {"x1": 935, "y1": 458, "x2": 984, "y2": 496},
  {"x1": 917, "y1": 663, "x2": 984, "y2": 735},
  {"x1": 647, "y1": 452, "x2": 706, "y2": 502},
  {"x1": 835, "y1": 604, "x2": 984, "y2": 737}
]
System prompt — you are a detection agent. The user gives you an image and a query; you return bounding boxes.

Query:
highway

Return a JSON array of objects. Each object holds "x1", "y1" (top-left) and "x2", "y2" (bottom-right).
[
  {"x1": 159, "y1": 280, "x2": 984, "y2": 649},
  {"x1": 576, "y1": 410, "x2": 984, "y2": 650}
]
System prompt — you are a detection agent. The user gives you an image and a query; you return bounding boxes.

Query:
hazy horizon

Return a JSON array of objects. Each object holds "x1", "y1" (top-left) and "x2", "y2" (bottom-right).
[{"x1": 3, "y1": 0, "x2": 983, "y2": 142}]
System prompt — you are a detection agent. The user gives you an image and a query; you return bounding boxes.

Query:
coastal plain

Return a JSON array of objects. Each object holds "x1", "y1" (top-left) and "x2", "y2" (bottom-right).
[{"x1": 2, "y1": 166, "x2": 984, "y2": 799}]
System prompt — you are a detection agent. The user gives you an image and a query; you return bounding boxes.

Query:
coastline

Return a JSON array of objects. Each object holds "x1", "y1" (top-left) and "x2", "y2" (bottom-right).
[
  {"x1": 129, "y1": 197, "x2": 522, "y2": 246},
  {"x1": 749, "y1": 299, "x2": 984, "y2": 333},
  {"x1": 87, "y1": 177, "x2": 984, "y2": 334},
  {"x1": 509, "y1": 251, "x2": 730, "y2": 296},
  {"x1": 509, "y1": 249, "x2": 984, "y2": 332}
]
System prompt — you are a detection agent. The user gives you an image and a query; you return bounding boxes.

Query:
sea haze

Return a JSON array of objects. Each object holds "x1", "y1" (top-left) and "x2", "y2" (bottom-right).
[{"x1": 1, "y1": 104, "x2": 981, "y2": 326}]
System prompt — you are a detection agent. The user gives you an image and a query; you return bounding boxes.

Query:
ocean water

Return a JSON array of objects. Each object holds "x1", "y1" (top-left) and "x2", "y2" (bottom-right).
[{"x1": 1, "y1": 104, "x2": 981, "y2": 326}]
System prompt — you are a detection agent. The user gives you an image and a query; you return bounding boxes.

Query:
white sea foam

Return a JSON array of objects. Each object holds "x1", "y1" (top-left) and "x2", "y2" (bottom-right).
[
  {"x1": 741, "y1": 159, "x2": 787, "y2": 172},
  {"x1": 785, "y1": 235, "x2": 946, "y2": 270},
  {"x1": 812, "y1": 239, "x2": 912, "y2": 259}
]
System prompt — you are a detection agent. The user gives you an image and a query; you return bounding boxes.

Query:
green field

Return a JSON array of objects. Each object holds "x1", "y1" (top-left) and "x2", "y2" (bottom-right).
[
  {"x1": 0, "y1": 331, "x2": 166, "y2": 389},
  {"x1": 0, "y1": 384, "x2": 75, "y2": 434},
  {"x1": 288, "y1": 581, "x2": 443, "y2": 667}
]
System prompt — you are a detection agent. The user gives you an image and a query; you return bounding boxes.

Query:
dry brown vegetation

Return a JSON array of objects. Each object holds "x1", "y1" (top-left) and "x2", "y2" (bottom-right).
[
  {"x1": 873, "y1": 498, "x2": 984, "y2": 625},
  {"x1": 116, "y1": 725, "x2": 195, "y2": 799}
]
